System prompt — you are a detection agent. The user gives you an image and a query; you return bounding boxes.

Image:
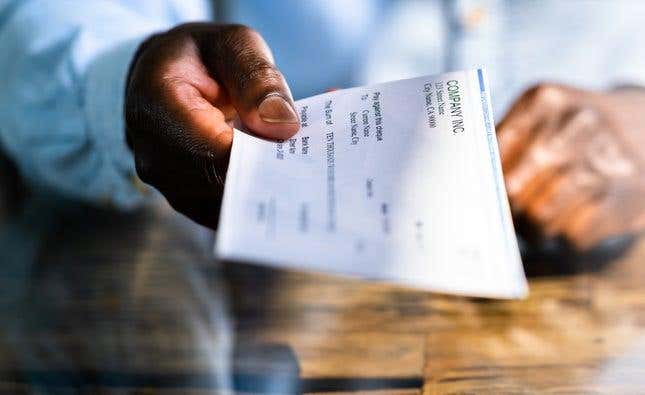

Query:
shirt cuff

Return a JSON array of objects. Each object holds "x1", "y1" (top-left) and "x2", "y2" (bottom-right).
[{"x1": 83, "y1": 34, "x2": 155, "y2": 210}]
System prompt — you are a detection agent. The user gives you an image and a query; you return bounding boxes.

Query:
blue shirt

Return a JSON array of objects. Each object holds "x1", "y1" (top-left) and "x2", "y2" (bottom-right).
[{"x1": 1, "y1": 0, "x2": 645, "y2": 209}]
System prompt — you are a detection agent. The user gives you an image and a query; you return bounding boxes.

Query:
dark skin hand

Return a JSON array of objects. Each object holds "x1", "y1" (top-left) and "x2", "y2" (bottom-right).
[
  {"x1": 497, "y1": 84, "x2": 645, "y2": 251},
  {"x1": 126, "y1": 23, "x2": 645, "y2": 250},
  {"x1": 125, "y1": 23, "x2": 299, "y2": 228}
]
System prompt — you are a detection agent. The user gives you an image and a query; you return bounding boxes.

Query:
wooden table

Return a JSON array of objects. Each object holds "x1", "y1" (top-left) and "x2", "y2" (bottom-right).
[{"x1": 0, "y1": 194, "x2": 644, "y2": 394}]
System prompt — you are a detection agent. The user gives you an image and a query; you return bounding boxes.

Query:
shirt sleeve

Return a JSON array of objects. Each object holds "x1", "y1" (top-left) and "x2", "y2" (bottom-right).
[{"x1": 0, "y1": 0, "x2": 177, "y2": 209}]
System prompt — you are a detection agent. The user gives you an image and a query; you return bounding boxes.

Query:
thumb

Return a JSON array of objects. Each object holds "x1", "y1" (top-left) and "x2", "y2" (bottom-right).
[{"x1": 198, "y1": 25, "x2": 300, "y2": 140}]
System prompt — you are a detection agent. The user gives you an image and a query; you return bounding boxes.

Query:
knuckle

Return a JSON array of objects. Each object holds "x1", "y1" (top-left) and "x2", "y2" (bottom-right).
[
  {"x1": 527, "y1": 83, "x2": 567, "y2": 105},
  {"x1": 236, "y1": 62, "x2": 283, "y2": 91},
  {"x1": 567, "y1": 106, "x2": 601, "y2": 128},
  {"x1": 156, "y1": 75, "x2": 188, "y2": 101},
  {"x1": 216, "y1": 24, "x2": 261, "y2": 54},
  {"x1": 221, "y1": 23, "x2": 257, "y2": 39}
]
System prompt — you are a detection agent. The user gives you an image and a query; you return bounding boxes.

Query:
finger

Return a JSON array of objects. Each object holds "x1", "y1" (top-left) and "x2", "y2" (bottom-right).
[
  {"x1": 585, "y1": 130, "x2": 637, "y2": 179},
  {"x1": 528, "y1": 163, "x2": 603, "y2": 238},
  {"x1": 128, "y1": 35, "x2": 235, "y2": 159},
  {"x1": 125, "y1": 28, "x2": 241, "y2": 229},
  {"x1": 524, "y1": 172, "x2": 572, "y2": 234},
  {"x1": 563, "y1": 196, "x2": 638, "y2": 251},
  {"x1": 130, "y1": 83, "x2": 232, "y2": 191},
  {"x1": 505, "y1": 108, "x2": 595, "y2": 212},
  {"x1": 198, "y1": 25, "x2": 300, "y2": 140},
  {"x1": 543, "y1": 126, "x2": 640, "y2": 249},
  {"x1": 504, "y1": 121, "x2": 560, "y2": 212},
  {"x1": 166, "y1": 81, "x2": 234, "y2": 156},
  {"x1": 562, "y1": 200, "x2": 605, "y2": 250},
  {"x1": 566, "y1": 181, "x2": 645, "y2": 250},
  {"x1": 497, "y1": 84, "x2": 569, "y2": 172},
  {"x1": 561, "y1": 182, "x2": 637, "y2": 251}
]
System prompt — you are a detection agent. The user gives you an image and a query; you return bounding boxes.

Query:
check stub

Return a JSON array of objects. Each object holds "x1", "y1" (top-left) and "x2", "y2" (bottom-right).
[{"x1": 216, "y1": 69, "x2": 528, "y2": 299}]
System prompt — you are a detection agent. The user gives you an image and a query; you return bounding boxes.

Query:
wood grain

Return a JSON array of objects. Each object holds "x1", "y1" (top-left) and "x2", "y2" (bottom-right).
[{"x1": 1, "y1": 198, "x2": 644, "y2": 394}]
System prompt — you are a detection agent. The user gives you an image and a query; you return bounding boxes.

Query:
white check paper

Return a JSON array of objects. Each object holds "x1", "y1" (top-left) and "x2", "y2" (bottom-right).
[{"x1": 216, "y1": 69, "x2": 528, "y2": 298}]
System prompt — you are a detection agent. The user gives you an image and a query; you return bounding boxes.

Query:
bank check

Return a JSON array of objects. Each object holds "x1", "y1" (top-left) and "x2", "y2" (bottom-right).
[{"x1": 216, "y1": 69, "x2": 528, "y2": 299}]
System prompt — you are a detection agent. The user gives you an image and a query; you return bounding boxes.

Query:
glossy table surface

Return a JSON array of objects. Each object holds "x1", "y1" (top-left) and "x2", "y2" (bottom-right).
[{"x1": 1, "y1": 191, "x2": 644, "y2": 394}]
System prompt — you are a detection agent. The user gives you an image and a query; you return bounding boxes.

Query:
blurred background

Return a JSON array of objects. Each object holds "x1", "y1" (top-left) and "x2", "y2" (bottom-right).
[{"x1": 1, "y1": 0, "x2": 645, "y2": 394}]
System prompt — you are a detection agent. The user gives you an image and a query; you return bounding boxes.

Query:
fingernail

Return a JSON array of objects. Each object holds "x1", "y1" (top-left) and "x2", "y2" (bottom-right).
[{"x1": 258, "y1": 93, "x2": 299, "y2": 124}]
